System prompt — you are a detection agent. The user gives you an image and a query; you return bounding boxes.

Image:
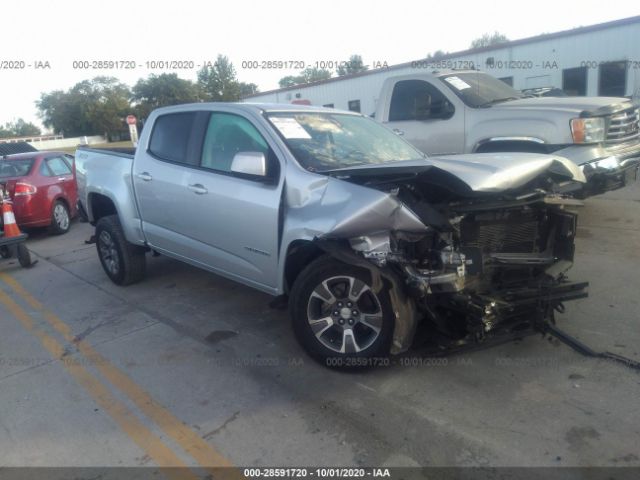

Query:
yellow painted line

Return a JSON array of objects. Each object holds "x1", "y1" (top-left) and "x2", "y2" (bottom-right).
[
  {"x1": 0, "y1": 272, "x2": 240, "y2": 478},
  {"x1": 0, "y1": 287, "x2": 199, "y2": 480}
]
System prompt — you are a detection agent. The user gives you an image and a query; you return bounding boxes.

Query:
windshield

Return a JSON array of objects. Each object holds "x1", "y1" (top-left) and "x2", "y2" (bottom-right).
[
  {"x1": 266, "y1": 112, "x2": 425, "y2": 172},
  {"x1": 439, "y1": 72, "x2": 524, "y2": 107},
  {"x1": 0, "y1": 158, "x2": 35, "y2": 178}
]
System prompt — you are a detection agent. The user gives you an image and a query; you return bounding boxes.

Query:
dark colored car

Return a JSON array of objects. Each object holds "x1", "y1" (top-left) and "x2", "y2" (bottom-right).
[{"x1": 0, "y1": 151, "x2": 78, "y2": 234}]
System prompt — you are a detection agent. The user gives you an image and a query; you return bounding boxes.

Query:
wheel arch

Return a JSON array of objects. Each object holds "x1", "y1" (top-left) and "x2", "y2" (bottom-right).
[
  {"x1": 282, "y1": 239, "x2": 325, "y2": 294},
  {"x1": 87, "y1": 192, "x2": 118, "y2": 224},
  {"x1": 474, "y1": 137, "x2": 548, "y2": 154},
  {"x1": 52, "y1": 195, "x2": 70, "y2": 214}
]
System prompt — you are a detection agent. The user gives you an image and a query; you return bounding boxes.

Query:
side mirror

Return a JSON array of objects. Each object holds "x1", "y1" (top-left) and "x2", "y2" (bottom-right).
[
  {"x1": 417, "y1": 101, "x2": 454, "y2": 121},
  {"x1": 230, "y1": 152, "x2": 267, "y2": 177}
]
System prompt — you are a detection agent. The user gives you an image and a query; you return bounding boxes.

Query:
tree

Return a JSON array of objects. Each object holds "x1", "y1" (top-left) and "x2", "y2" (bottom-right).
[
  {"x1": 239, "y1": 82, "x2": 259, "y2": 98},
  {"x1": 75, "y1": 77, "x2": 132, "y2": 140},
  {"x1": 470, "y1": 32, "x2": 509, "y2": 49},
  {"x1": 301, "y1": 67, "x2": 332, "y2": 83},
  {"x1": 425, "y1": 49, "x2": 447, "y2": 60},
  {"x1": 336, "y1": 54, "x2": 368, "y2": 76},
  {"x1": 36, "y1": 89, "x2": 81, "y2": 137},
  {"x1": 197, "y1": 55, "x2": 256, "y2": 101},
  {"x1": 37, "y1": 77, "x2": 131, "y2": 139},
  {"x1": 278, "y1": 75, "x2": 300, "y2": 88},
  {"x1": 0, "y1": 118, "x2": 41, "y2": 138},
  {"x1": 132, "y1": 73, "x2": 200, "y2": 119},
  {"x1": 278, "y1": 67, "x2": 332, "y2": 88}
]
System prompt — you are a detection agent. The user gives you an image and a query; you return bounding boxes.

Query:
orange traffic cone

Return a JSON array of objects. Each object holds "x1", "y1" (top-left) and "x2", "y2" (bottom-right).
[{"x1": 2, "y1": 199, "x2": 22, "y2": 238}]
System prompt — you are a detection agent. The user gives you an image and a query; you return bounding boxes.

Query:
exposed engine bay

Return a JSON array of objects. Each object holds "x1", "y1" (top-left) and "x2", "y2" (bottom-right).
[{"x1": 319, "y1": 163, "x2": 589, "y2": 352}]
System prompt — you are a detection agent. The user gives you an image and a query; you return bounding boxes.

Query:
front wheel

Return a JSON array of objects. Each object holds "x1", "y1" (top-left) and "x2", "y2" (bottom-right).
[
  {"x1": 95, "y1": 215, "x2": 146, "y2": 286},
  {"x1": 289, "y1": 256, "x2": 394, "y2": 367}
]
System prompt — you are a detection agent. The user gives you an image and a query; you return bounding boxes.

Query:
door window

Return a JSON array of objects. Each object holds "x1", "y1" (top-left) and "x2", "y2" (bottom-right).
[
  {"x1": 45, "y1": 156, "x2": 72, "y2": 176},
  {"x1": 200, "y1": 113, "x2": 270, "y2": 174},
  {"x1": 389, "y1": 80, "x2": 454, "y2": 121},
  {"x1": 149, "y1": 112, "x2": 198, "y2": 164}
]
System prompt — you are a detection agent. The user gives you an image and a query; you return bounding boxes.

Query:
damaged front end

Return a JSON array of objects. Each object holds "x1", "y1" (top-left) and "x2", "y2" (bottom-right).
[{"x1": 316, "y1": 163, "x2": 589, "y2": 354}]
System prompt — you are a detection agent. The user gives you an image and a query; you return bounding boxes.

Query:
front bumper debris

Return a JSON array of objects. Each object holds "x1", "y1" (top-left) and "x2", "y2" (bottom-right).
[{"x1": 582, "y1": 161, "x2": 639, "y2": 196}]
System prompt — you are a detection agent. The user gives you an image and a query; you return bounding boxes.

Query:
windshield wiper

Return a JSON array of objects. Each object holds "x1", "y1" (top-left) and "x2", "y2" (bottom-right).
[{"x1": 478, "y1": 96, "x2": 522, "y2": 108}]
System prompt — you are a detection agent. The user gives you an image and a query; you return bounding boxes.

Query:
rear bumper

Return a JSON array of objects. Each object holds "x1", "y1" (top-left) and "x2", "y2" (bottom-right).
[
  {"x1": 2, "y1": 196, "x2": 51, "y2": 228},
  {"x1": 0, "y1": 210, "x2": 51, "y2": 229}
]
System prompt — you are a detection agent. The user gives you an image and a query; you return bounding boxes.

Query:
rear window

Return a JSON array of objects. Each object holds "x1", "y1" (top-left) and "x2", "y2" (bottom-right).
[
  {"x1": 148, "y1": 112, "x2": 197, "y2": 163},
  {"x1": 0, "y1": 159, "x2": 35, "y2": 178}
]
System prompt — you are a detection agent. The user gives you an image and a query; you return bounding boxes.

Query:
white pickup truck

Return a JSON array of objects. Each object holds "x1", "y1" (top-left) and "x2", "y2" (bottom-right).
[
  {"x1": 370, "y1": 70, "x2": 640, "y2": 196},
  {"x1": 76, "y1": 103, "x2": 588, "y2": 366}
]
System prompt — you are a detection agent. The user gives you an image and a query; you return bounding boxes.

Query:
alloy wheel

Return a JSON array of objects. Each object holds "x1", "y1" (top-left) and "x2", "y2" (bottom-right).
[
  {"x1": 98, "y1": 230, "x2": 120, "y2": 276},
  {"x1": 306, "y1": 275, "x2": 384, "y2": 354},
  {"x1": 54, "y1": 203, "x2": 70, "y2": 231}
]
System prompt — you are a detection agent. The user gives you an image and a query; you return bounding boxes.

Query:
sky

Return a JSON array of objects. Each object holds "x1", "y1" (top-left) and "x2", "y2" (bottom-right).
[{"x1": 1, "y1": 0, "x2": 638, "y2": 131}]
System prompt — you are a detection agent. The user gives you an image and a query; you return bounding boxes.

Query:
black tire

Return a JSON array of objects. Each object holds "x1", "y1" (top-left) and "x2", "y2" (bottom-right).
[
  {"x1": 0, "y1": 246, "x2": 11, "y2": 259},
  {"x1": 289, "y1": 255, "x2": 394, "y2": 368},
  {"x1": 17, "y1": 243, "x2": 33, "y2": 268},
  {"x1": 50, "y1": 200, "x2": 71, "y2": 235},
  {"x1": 95, "y1": 215, "x2": 146, "y2": 286}
]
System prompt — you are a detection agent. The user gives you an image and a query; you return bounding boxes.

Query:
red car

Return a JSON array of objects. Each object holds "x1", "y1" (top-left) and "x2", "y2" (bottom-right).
[{"x1": 0, "y1": 151, "x2": 78, "y2": 234}]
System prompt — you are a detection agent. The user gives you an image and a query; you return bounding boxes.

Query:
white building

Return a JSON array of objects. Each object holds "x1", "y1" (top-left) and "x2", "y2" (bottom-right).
[{"x1": 244, "y1": 15, "x2": 640, "y2": 115}]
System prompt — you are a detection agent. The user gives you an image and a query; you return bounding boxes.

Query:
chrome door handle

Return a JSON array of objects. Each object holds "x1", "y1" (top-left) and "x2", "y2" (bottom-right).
[
  {"x1": 57, "y1": 177, "x2": 67, "y2": 182},
  {"x1": 188, "y1": 183, "x2": 208, "y2": 195},
  {"x1": 392, "y1": 128, "x2": 404, "y2": 136},
  {"x1": 136, "y1": 172, "x2": 153, "y2": 181}
]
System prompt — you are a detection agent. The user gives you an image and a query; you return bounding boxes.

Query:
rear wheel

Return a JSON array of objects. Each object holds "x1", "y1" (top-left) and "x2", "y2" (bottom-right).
[
  {"x1": 50, "y1": 200, "x2": 71, "y2": 235},
  {"x1": 95, "y1": 215, "x2": 146, "y2": 286},
  {"x1": 289, "y1": 256, "x2": 394, "y2": 367}
]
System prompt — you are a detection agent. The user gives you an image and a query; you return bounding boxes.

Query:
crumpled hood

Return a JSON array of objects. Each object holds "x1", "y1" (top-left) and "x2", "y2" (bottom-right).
[
  {"x1": 429, "y1": 153, "x2": 586, "y2": 191},
  {"x1": 328, "y1": 152, "x2": 585, "y2": 193}
]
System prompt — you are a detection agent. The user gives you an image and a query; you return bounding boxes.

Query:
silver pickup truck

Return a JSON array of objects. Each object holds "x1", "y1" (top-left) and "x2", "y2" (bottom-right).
[
  {"x1": 374, "y1": 70, "x2": 640, "y2": 196},
  {"x1": 76, "y1": 103, "x2": 588, "y2": 366}
]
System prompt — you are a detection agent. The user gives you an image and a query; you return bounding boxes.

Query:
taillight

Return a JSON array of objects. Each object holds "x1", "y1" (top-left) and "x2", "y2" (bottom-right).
[{"x1": 14, "y1": 182, "x2": 37, "y2": 196}]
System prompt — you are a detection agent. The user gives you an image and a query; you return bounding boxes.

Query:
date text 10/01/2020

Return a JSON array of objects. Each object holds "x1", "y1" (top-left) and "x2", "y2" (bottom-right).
[{"x1": 243, "y1": 468, "x2": 391, "y2": 478}]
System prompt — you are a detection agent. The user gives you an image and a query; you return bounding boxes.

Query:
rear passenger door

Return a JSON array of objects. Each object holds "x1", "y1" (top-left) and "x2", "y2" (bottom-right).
[
  {"x1": 41, "y1": 155, "x2": 76, "y2": 210},
  {"x1": 133, "y1": 109, "x2": 284, "y2": 291},
  {"x1": 383, "y1": 79, "x2": 465, "y2": 155},
  {"x1": 133, "y1": 111, "x2": 206, "y2": 259}
]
